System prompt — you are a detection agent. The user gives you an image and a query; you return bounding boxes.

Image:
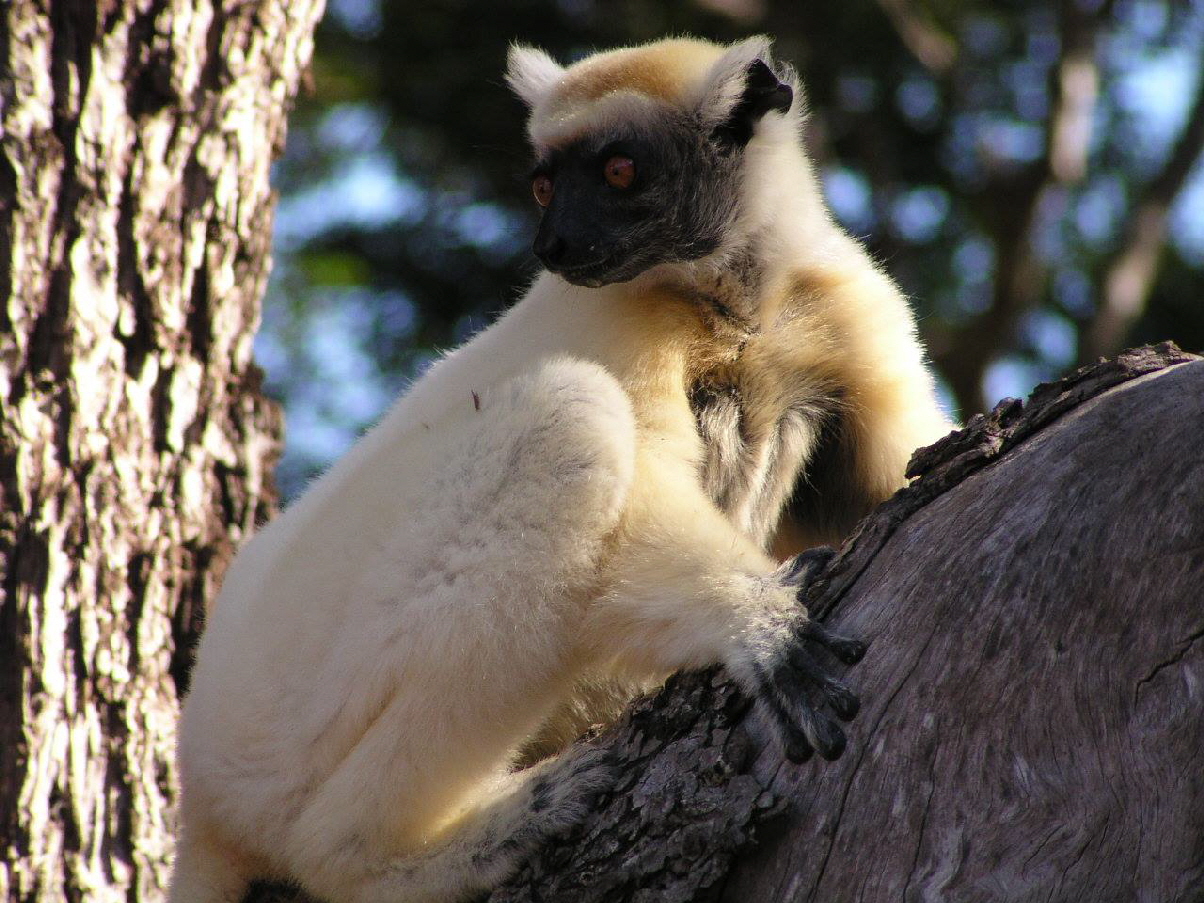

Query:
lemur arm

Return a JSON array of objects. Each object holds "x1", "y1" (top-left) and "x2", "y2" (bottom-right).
[
  {"x1": 774, "y1": 266, "x2": 955, "y2": 552},
  {"x1": 585, "y1": 440, "x2": 863, "y2": 761}
]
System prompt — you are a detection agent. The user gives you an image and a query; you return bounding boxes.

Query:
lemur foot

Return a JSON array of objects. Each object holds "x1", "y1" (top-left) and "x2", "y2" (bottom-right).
[
  {"x1": 527, "y1": 746, "x2": 616, "y2": 826},
  {"x1": 744, "y1": 549, "x2": 867, "y2": 763},
  {"x1": 481, "y1": 746, "x2": 615, "y2": 875}
]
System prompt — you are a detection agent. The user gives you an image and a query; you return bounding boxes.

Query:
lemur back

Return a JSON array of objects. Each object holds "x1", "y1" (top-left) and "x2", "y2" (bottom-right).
[{"x1": 170, "y1": 36, "x2": 951, "y2": 903}]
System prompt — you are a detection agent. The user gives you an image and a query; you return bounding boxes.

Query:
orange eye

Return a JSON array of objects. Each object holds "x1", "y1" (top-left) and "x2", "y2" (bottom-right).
[
  {"x1": 532, "y1": 174, "x2": 553, "y2": 207},
  {"x1": 603, "y1": 155, "x2": 636, "y2": 189}
]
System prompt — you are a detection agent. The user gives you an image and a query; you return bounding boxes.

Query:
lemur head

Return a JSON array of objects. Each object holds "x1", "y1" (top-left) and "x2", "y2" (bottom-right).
[{"x1": 506, "y1": 37, "x2": 800, "y2": 287}]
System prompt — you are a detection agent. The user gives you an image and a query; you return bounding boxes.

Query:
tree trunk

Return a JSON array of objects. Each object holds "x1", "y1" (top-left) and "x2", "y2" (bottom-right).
[
  {"x1": 0, "y1": 2, "x2": 322, "y2": 901},
  {"x1": 486, "y1": 342, "x2": 1204, "y2": 903}
]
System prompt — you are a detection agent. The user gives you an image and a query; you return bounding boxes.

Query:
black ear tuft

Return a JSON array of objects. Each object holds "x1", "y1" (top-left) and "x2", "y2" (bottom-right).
[{"x1": 713, "y1": 59, "x2": 794, "y2": 146}]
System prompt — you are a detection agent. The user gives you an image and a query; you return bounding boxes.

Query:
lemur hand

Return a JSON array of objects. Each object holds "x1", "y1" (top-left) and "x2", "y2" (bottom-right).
[{"x1": 734, "y1": 548, "x2": 867, "y2": 762}]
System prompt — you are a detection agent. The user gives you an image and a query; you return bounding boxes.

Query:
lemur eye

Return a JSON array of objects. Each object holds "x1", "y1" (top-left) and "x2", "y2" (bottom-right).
[
  {"x1": 532, "y1": 174, "x2": 554, "y2": 207},
  {"x1": 603, "y1": 156, "x2": 636, "y2": 189}
]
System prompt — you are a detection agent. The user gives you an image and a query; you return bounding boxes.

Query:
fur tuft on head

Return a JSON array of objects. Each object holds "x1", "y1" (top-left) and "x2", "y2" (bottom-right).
[
  {"x1": 512, "y1": 37, "x2": 803, "y2": 151},
  {"x1": 506, "y1": 44, "x2": 566, "y2": 108}
]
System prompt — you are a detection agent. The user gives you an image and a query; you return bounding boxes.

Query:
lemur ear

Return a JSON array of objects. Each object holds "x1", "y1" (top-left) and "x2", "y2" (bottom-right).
[
  {"x1": 506, "y1": 44, "x2": 565, "y2": 109},
  {"x1": 696, "y1": 38, "x2": 794, "y2": 146},
  {"x1": 713, "y1": 59, "x2": 794, "y2": 145}
]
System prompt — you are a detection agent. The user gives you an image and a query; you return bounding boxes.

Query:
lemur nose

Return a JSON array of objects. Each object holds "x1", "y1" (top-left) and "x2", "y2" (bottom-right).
[{"x1": 533, "y1": 231, "x2": 566, "y2": 266}]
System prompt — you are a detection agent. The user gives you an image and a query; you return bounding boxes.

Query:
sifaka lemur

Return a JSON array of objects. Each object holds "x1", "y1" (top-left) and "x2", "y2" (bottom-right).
[{"x1": 170, "y1": 35, "x2": 952, "y2": 903}]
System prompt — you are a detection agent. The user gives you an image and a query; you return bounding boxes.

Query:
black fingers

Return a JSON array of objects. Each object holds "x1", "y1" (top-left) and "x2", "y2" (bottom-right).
[
  {"x1": 753, "y1": 611, "x2": 869, "y2": 764},
  {"x1": 754, "y1": 667, "x2": 843, "y2": 762},
  {"x1": 778, "y1": 546, "x2": 837, "y2": 587},
  {"x1": 785, "y1": 644, "x2": 860, "y2": 721},
  {"x1": 755, "y1": 665, "x2": 815, "y2": 762},
  {"x1": 811, "y1": 715, "x2": 847, "y2": 761},
  {"x1": 823, "y1": 680, "x2": 860, "y2": 723},
  {"x1": 763, "y1": 659, "x2": 850, "y2": 760},
  {"x1": 801, "y1": 618, "x2": 868, "y2": 665}
]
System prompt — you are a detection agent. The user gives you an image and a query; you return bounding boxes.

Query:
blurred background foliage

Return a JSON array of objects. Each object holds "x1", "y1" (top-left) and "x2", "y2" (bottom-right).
[{"x1": 262, "y1": 0, "x2": 1204, "y2": 498}]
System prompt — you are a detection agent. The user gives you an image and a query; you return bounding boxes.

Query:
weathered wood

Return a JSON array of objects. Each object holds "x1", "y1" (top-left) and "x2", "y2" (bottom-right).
[
  {"x1": 0, "y1": 2, "x2": 323, "y2": 901},
  {"x1": 490, "y1": 342, "x2": 1204, "y2": 902}
]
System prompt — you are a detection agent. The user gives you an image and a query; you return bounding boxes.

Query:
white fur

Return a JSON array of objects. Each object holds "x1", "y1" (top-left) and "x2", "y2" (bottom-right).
[
  {"x1": 505, "y1": 44, "x2": 565, "y2": 108},
  {"x1": 171, "y1": 36, "x2": 952, "y2": 903}
]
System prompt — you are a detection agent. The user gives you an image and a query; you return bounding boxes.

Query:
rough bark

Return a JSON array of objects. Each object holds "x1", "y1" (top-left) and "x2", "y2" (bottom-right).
[
  {"x1": 0, "y1": 2, "x2": 323, "y2": 902},
  {"x1": 487, "y1": 342, "x2": 1204, "y2": 902}
]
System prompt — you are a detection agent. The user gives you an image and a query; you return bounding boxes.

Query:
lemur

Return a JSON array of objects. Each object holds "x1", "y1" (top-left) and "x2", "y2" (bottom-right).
[{"x1": 170, "y1": 36, "x2": 952, "y2": 903}]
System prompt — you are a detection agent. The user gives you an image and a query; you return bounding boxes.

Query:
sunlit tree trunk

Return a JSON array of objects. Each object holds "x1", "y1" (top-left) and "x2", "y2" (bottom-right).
[{"x1": 0, "y1": 2, "x2": 322, "y2": 901}]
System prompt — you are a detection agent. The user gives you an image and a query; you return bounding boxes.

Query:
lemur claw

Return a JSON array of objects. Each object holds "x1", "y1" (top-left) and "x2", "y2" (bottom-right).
[
  {"x1": 777, "y1": 546, "x2": 837, "y2": 588},
  {"x1": 749, "y1": 556, "x2": 867, "y2": 762},
  {"x1": 801, "y1": 618, "x2": 868, "y2": 665}
]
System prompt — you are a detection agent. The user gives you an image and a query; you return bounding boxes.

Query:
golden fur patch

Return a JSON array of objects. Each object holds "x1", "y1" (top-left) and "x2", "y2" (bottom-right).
[{"x1": 531, "y1": 39, "x2": 724, "y2": 139}]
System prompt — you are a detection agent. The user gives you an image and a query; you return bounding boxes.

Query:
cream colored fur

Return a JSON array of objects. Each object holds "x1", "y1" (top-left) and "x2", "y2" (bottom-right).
[{"x1": 171, "y1": 36, "x2": 952, "y2": 903}]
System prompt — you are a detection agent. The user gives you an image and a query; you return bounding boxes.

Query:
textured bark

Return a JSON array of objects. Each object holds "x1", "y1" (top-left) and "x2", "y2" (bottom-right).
[{"x1": 0, "y1": 2, "x2": 323, "y2": 902}]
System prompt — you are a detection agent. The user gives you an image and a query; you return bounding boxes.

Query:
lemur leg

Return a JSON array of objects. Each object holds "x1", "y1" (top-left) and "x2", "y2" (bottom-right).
[
  {"x1": 275, "y1": 359, "x2": 634, "y2": 903},
  {"x1": 515, "y1": 673, "x2": 652, "y2": 767},
  {"x1": 293, "y1": 748, "x2": 614, "y2": 903},
  {"x1": 168, "y1": 824, "x2": 260, "y2": 903},
  {"x1": 587, "y1": 447, "x2": 864, "y2": 762}
]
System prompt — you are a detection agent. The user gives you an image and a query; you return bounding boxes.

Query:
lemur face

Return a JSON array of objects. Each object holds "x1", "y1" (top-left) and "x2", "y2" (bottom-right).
[
  {"x1": 529, "y1": 118, "x2": 741, "y2": 287},
  {"x1": 510, "y1": 38, "x2": 797, "y2": 288}
]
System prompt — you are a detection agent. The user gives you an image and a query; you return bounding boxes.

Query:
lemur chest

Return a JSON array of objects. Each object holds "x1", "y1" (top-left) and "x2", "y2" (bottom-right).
[{"x1": 687, "y1": 363, "x2": 833, "y2": 550}]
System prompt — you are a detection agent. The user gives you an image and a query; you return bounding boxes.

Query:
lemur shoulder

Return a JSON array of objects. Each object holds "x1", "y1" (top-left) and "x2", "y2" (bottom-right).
[{"x1": 170, "y1": 36, "x2": 952, "y2": 903}]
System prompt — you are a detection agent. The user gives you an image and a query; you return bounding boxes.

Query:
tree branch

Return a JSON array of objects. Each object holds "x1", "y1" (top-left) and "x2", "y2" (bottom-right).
[
  {"x1": 936, "y1": 3, "x2": 1109, "y2": 415},
  {"x1": 873, "y1": 0, "x2": 957, "y2": 77}
]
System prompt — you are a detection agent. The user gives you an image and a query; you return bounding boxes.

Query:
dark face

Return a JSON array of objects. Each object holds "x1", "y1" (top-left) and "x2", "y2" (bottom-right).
[{"x1": 528, "y1": 114, "x2": 743, "y2": 287}]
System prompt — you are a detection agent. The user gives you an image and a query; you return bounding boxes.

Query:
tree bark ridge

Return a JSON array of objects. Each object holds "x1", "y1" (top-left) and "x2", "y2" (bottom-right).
[{"x1": 0, "y1": 2, "x2": 323, "y2": 901}]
